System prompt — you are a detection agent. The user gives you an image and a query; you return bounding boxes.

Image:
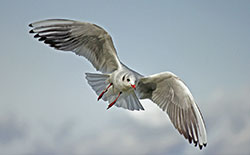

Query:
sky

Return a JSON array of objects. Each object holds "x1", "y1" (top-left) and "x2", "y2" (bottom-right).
[{"x1": 0, "y1": 0, "x2": 250, "y2": 154}]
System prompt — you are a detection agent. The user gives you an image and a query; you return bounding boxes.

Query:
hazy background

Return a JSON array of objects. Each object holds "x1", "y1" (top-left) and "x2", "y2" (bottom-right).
[{"x1": 0, "y1": 0, "x2": 250, "y2": 154}]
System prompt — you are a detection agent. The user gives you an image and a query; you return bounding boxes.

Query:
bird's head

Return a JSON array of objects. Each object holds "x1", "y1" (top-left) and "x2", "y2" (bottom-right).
[{"x1": 121, "y1": 74, "x2": 136, "y2": 89}]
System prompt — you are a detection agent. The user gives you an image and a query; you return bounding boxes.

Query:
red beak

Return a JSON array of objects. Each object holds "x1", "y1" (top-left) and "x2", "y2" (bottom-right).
[{"x1": 131, "y1": 84, "x2": 136, "y2": 89}]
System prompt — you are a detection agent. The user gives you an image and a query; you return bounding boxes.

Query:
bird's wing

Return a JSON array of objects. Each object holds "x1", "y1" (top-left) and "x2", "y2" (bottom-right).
[
  {"x1": 29, "y1": 19, "x2": 121, "y2": 73},
  {"x1": 136, "y1": 72, "x2": 207, "y2": 149}
]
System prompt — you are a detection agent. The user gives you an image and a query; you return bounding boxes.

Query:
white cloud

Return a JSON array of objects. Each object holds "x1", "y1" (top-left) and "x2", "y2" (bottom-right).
[
  {"x1": 187, "y1": 84, "x2": 250, "y2": 155},
  {"x1": 1, "y1": 84, "x2": 250, "y2": 155},
  {"x1": 126, "y1": 99, "x2": 172, "y2": 128}
]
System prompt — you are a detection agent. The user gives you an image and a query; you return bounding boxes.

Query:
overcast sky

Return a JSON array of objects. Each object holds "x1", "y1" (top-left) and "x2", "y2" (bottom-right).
[{"x1": 0, "y1": 0, "x2": 250, "y2": 154}]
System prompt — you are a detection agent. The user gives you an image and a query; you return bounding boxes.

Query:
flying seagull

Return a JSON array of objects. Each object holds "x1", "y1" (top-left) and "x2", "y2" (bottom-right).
[{"x1": 29, "y1": 19, "x2": 207, "y2": 149}]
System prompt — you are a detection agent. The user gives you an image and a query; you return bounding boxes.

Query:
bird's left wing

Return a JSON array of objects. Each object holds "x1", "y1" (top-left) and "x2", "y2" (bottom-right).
[
  {"x1": 29, "y1": 19, "x2": 121, "y2": 73},
  {"x1": 136, "y1": 72, "x2": 207, "y2": 149}
]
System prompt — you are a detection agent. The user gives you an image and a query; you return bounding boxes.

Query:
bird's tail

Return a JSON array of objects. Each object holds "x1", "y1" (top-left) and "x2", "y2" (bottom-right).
[{"x1": 85, "y1": 73, "x2": 110, "y2": 98}]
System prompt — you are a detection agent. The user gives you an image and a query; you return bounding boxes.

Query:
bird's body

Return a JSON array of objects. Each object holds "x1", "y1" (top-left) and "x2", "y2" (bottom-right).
[
  {"x1": 109, "y1": 67, "x2": 136, "y2": 92},
  {"x1": 29, "y1": 19, "x2": 207, "y2": 149}
]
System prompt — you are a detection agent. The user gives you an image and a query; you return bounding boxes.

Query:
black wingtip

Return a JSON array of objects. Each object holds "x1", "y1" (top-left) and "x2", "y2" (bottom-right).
[
  {"x1": 29, "y1": 29, "x2": 35, "y2": 33},
  {"x1": 194, "y1": 141, "x2": 198, "y2": 147},
  {"x1": 204, "y1": 143, "x2": 207, "y2": 147},
  {"x1": 38, "y1": 37, "x2": 46, "y2": 41},
  {"x1": 34, "y1": 34, "x2": 40, "y2": 38},
  {"x1": 199, "y1": 145, "x2": 203, "y2": 150},
  {"x1": 44, "y1": 40, "x2": 54, "y2": 45},
  {"x1": 29, "y1": 23, "x2": 33, "y2": 27}
]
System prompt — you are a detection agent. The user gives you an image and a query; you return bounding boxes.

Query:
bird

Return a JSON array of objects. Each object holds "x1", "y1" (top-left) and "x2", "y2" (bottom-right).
[{"x1": 29, "y1": 19, "x2": 207, "y2": 149}]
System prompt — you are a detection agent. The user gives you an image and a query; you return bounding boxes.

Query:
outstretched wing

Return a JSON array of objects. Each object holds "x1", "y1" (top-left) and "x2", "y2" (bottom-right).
[
  {"x1": 136, "y1": 72, "x2": 207, "y2": 149},
  {"x1": 29, "y1": 19, "x2": 121, "y2": 73}
]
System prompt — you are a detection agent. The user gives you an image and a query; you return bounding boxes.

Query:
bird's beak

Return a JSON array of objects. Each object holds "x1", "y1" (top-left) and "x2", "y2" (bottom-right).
[{"x1": 131, "y1": 84, "x2": 136, "y2": 89}]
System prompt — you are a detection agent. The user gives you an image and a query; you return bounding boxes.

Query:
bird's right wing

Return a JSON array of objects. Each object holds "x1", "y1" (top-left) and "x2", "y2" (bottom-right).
[
  {"x1": 136, "y1": 72, "x2": 207, "y2": 149},
  {"x1": 29, "y1": 19, "x2": 121, "y2": 73}
]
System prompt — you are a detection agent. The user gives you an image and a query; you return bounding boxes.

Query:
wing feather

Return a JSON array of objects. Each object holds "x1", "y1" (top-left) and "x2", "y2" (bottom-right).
[
  {"x1": 29, "y1": 19, "x2": 121, "y2": 73},
  {"x1": 136, "y1": 72, "x2": 207, "y2": 149}
]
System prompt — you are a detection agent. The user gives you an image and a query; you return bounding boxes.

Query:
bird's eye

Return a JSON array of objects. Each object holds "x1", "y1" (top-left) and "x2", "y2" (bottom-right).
[{"x1": 127, "y1": 79, "x2": 130, "y2": 82}]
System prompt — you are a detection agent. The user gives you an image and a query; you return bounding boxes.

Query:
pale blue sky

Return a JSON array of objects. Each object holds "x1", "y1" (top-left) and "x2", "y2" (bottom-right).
[{"x1": 0, "y1": 0, "x2": 250, "y2": 154}]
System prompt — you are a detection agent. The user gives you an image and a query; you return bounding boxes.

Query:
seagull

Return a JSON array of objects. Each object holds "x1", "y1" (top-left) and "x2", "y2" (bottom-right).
[{"x1": 29, "y1": 19, "x2": 207, "y2": 149}]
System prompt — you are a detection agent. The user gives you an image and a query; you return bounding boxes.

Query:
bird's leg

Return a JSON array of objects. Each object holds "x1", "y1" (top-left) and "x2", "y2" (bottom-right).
[
  {"x1": 107, "y1": 92, "x2": 122, "y2": 110},
  {"x1": 98, "y1": 83, "x2": 113, "y2": 101}
]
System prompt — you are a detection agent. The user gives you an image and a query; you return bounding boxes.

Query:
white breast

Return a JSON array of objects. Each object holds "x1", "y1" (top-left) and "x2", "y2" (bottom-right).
[{"x1": 110, "y1": 69, "x2": 131, "y2": 92}]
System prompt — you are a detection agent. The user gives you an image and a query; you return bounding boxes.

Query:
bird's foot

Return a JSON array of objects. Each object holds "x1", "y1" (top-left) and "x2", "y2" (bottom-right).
[
  {"x1": 107, "y1": 92, "x2": 122, "y2": 110},
  {"x1": 98, "y1": 83, "x2": 113, "y2": 101},
  {"x1": 97, "y1": 91, "x2": 105, "y2": 101}
]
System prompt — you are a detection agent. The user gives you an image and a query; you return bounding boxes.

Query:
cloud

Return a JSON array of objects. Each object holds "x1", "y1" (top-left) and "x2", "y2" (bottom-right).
[
  {"x1": 0, "y1": 114, "x2": 29, "y2": 154},
  {"x1": 1, "y1": 85, "x2": 250, "y2": 155},
  {"x1": 69, "y1": 84, "x2": 250, "y2": 155},
  {"x1": 186, "y1": 84, "x2": 250, "y2": 155},
  {"x1": 0, "y1": 114, "x2": 27, "y2": 145}
]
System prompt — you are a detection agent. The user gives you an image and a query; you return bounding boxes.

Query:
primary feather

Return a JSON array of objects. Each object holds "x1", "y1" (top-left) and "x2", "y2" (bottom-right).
[
  {"x1": 136, "y1": 72, "x2": 207, "y2": 149},
  {"x1": 29, "y1": 19, "x2": 121, "y2": 73}
]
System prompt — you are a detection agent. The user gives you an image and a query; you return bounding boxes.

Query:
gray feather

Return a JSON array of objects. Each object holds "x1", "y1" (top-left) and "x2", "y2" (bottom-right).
[
  {"x1": 136, "y1": 72, "x2": 207, "y2": 149},
  {"x1": 29, "y1": 19, "x2": 121, "y2": 73}
]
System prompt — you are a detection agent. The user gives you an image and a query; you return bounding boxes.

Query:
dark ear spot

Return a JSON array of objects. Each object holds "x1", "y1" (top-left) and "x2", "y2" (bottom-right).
[{"x1": 122, "y1": 75, "x2": 125, "y2": 81}]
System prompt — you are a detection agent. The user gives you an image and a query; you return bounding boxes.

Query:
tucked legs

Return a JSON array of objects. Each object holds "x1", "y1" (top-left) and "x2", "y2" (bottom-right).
[
  {"x1": 107, "y1": 92, "x2": 122, "y2": 110},
  {"x1": 97, "y1": 83, "x2": 113, "y2": 101}
]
